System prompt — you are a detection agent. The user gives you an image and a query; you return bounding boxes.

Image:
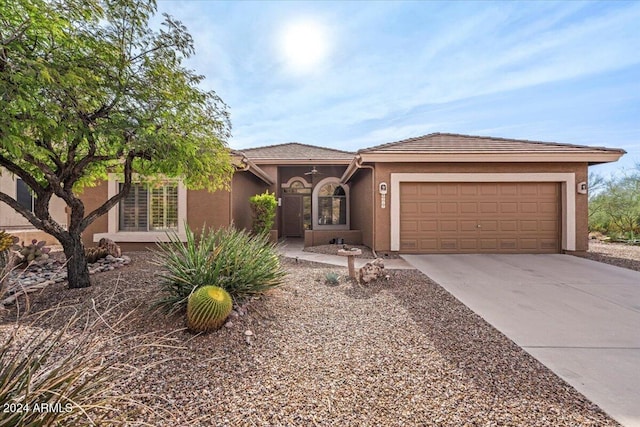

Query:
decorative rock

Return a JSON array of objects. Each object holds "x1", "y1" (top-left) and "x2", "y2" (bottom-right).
[
  {"x1": 3, "y1": 251, "x2": 132, "y2": 306},
  {"x1": 359, "y1": 258, "x2": 385, "y2": 285},
  {"x1": 224, "y1": 321, "x2": 234, "y2": 328}
]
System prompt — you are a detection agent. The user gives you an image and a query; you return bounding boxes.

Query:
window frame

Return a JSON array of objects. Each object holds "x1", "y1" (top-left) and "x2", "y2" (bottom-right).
[
  {"x1": 311, "y1": 177, "x2": 350, "y2": 230},
  {"x1": 94, "y1": 174, "x2": 187, "y2": 243},
  {"x1": 16, "y1": 178, "x2": 35, "y2": 212}
]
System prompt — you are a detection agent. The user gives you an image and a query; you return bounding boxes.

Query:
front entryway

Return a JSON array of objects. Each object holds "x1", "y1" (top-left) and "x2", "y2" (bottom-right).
[{"x1": 282, "y1": 195, "x2": 303, "y2": 237}]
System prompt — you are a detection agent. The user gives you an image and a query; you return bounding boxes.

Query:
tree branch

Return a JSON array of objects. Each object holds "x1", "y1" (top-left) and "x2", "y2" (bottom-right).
[
  {"x1": 0, "y1": 155, "x2": 46, "y2": 197},
  {"x1": 79, "y1": 150, "x2": 137, "y2": 232},
  {"x1": 0, "y1": 191, "x2": 45, "y2": 230}
]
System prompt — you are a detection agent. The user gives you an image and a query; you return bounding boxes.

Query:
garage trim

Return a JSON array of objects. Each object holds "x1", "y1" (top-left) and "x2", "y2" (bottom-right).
[{"x1": 390, "y1": 173, "x2": 576, "y2": 252}]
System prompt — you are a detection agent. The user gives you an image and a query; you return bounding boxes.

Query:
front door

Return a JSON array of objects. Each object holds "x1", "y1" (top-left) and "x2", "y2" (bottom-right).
[{"x1": 283, "y1": 195, "x2": 303, "y2": 237}]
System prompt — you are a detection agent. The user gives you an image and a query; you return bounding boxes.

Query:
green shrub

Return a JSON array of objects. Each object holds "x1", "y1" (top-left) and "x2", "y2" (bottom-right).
[
  {"x1": 153, "y1": 225, "x2": 286, "y2": 313},
  {"x1": 249, "y1": 191, "x2": 277, "y2": 236}
]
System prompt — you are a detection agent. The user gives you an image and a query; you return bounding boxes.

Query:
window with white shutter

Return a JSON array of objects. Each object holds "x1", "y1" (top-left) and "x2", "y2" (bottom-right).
[{"x1": 118, "y1": 182, "x2": 178, "y2": 232}]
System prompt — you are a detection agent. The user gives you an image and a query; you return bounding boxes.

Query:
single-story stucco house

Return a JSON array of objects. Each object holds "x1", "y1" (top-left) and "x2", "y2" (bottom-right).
[{"x1": 1, "y1": 133, "x2": 625, "y2": 254}]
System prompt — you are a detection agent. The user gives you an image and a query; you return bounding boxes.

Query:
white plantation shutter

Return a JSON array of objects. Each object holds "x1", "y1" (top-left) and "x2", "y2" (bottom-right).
[
  {"x1": 118, "y1": 182, "x2": 178, "y2": 232},
  {"x1": 119, "y1": 184, "x2": 148, "y2": 231},
  {"x1": 150, "y1": 183, "x2": 178, "y2": 230}
]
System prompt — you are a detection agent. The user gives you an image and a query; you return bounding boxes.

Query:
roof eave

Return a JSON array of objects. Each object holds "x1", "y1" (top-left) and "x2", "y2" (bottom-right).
[
  {"x1": 358, "y1": 152, "x2": 625, "y2": 163},
  {"x1": 249, "y1": 158, "x2": 353, "y2": 165}
]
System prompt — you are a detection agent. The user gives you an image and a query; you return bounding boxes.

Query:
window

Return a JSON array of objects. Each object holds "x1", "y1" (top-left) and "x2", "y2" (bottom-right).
[
  {"x1": 16, "y1": 178, "x2": 34, "y2": 212},
  {"x1": 118, "y1": 182, "x2": 178, "y2": 232},
  {"x1": 316, "y1": 182, "x2": 347, "y2": 226},
  {"x1": 311, "y1": 178, "x2": 349, "y2": 230}
]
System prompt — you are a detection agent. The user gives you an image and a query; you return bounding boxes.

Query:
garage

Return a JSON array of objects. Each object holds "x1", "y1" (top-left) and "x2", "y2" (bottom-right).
[{"x1": 399, "y1": 182, "x2": 560, "y2": 253}]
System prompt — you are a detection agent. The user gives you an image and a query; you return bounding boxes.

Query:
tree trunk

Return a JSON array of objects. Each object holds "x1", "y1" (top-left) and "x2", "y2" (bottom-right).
[{"x1": 61, "y1": 232, "x2": 91, "y2": 289}]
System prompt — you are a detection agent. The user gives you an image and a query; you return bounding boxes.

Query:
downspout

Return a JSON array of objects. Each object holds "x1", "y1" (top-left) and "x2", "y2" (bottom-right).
[{"x1": 352, "y1": 155, "x2": 378, "y2": 258}]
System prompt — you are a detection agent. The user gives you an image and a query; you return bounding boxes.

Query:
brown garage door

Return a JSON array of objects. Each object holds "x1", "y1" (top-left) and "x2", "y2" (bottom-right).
[{"x1": 400, "y1": 182, "x2": 560, "y2": 253}]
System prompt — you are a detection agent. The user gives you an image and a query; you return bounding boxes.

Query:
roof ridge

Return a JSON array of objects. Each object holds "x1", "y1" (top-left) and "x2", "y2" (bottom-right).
[{"x1": 240, "y1": 141, "x2": 354, "y2": 155}]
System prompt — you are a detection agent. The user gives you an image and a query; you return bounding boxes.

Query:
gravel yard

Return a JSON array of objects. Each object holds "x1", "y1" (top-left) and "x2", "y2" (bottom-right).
[
  {"x1": 578, "y1": 241, "x2": 640, "y2": 272},
  {"x1": 0, "y1": 249, "x2": 624, "y2": 426}
]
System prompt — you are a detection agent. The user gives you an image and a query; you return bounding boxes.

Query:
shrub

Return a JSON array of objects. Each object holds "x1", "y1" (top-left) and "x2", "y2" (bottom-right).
[
  {"x1": 154, "y1": 225, "x2": 286, "y2": 313},
  {"x1": 249, "y1": 191, "x2": 277, "y2": 236}
]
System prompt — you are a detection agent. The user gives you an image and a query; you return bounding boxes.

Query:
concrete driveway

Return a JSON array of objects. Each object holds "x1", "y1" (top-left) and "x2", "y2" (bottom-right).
[{"x1": 402, "y1": 254, "x2": 640, "y2": 427}]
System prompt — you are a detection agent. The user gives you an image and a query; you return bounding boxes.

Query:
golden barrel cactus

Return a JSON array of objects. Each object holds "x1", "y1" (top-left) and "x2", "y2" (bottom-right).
[{"x1": 186, "y1": 286, "x2": 233, "y2": 332}]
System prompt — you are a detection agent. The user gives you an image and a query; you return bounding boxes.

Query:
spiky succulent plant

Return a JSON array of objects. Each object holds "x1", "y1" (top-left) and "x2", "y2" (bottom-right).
[
  {"x1": 0, "y1": 231, "x2": 16, "y2": 252},
  {"x1": 186, "y1": 286, "x2": 233, "y2": 332},
  {"x1": 18, "y1": 239, "x2": 51, "y2": 264},
  {"x1": 325, "y1": 271, "x2": 340, "y2": 285}
]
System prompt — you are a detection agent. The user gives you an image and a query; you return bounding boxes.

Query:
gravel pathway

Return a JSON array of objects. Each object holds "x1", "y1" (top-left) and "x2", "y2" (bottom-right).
[{"x1": 0, "y1": 252, "x2": 620, "y2": 426}]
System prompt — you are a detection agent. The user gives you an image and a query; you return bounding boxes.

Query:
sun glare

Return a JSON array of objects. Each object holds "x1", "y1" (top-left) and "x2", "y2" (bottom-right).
[{"x1": 280, "y1": 19, "x2": 329, "y2": 74}]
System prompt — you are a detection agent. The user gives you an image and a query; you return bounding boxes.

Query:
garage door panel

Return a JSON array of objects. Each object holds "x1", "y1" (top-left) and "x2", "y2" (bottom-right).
[
  {"x1": 500, "y1": 240, "x2": 517, "y2": 250},
  {"x1": 440, "y1": 185, "x2": 459, "y2": 196},
  {"x1": 460, "y1": 185, "x2": 478, "y2": 196},
  {"x1": 400, "y1": 182, "x2": 560, "y2": 253},
  {"x1": 500, "y1": 202, "x2": 518, "y2": 213},
  {"x1": 440, "y1": 220, "x2": 458, "y2": 232},
  {"x1": 460, "y1": 239, "x2": 478, "y2": 250},
  {"x1": 420, "y1": 202, "x2": 437, "y2": 214},
  {"x1": 479, "y1": 202, "x2": 498, "y2": 213},
  {"x1": 500, "y1": 220, "x2": 517, "y2": 232},
  {"x1": 460, "y1": 220, "x2": 478, "y2": 232},
  {"x1": 500, "y1": 184, "x2": 518, "y2": 196},
  {"x1": 440, "y1": 239, "x2": 458, "y2": 250},
  {"x1": 519, "y1": 220, "x2": 539, "y2": 232},
  {"x1": 401, "y1": 183, "x2": 419, "y2": 196},
  {"x1": 440, "y1": 202, "x2": 457, "y2": 214},
  {"x1": 480, "y1": 239, "x2": 498, "y2": 250},
  {"x1": 520, "y1": 202, "x2": 539, "y2": 213},
  {"x1": 460, "y1": 202, "x2": 477, "y2": 213},
  {"x1": 401, "y1": 202, "x2": 419, "y2": 214},
  {"x1": 419, "y1": 220, "x2": 437, "y2": 232},
  {"x1": 480, "y1": 184, "x2": 498, "y2": 195},
  {"x1": 400, "y1": 239, "x2": 418, "y2": 250},
  {"x1": 520, "y1": 239, "x2": 539, "y2": 250},
  {"x1": 540, "y1": 220, "x2": 558, "y2": 232}
]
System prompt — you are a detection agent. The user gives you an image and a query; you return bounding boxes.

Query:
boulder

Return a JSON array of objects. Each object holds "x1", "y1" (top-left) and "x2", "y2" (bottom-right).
[{"x1": 359, "y1": 258, "x2": 385, "y2": 284}]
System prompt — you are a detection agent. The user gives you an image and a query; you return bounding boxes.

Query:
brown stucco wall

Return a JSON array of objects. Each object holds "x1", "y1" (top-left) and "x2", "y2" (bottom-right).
[
  {"x1": 369, "y1": 162, "x2": 589, "y2": 253},
  {"x1": 77, "y1": 181, "x2": 233, "y2": 251},
  {"x1": 187, "y1": 188, "x2": 231, "y2": 235},
  {"x1": 348, "y1": 168, "x2": 374, "y2": 249},
  {"x1": 78, "y1": 182, "x2": 109, "y2": 248},
  {"x1": 231, "y1": 171, "x2": 272, "y2": 232}
]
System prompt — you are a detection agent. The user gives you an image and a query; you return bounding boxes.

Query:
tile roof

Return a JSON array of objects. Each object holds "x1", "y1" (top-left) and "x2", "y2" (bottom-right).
[
  {"x1": 238, "y1": 142, "x2": 354, "y2": 161},
  {"x1": 359, "y1": 133, "x2": 625, "y2": 154}
]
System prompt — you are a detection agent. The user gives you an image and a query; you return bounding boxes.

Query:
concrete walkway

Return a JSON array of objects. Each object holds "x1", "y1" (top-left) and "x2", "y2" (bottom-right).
[
  {"x1": 402, "y1": 254, "x2": 640, "y2": 427},
  {"x1": 277, "y1": 239, "x2": 414, "y2": 270}
]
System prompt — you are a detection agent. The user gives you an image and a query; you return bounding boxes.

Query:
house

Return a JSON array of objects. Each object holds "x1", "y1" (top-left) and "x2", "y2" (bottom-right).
[
  {"x1": 0, "y1": 172, "x2": 67, "y2": 244},
  {"x1": 5, "y1": 133, "x2": 623, "y2": 254}
]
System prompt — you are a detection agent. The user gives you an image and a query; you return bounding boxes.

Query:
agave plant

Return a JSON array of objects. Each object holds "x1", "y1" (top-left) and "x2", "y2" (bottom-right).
[{"x1": 153, "y1": 224, "x2": 286, "y2": 314}]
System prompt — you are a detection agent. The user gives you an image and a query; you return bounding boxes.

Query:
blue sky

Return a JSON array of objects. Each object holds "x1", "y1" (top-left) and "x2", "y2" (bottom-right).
[{"x1": 155, "y1": 1, "x2": 640, "y2": 178}]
